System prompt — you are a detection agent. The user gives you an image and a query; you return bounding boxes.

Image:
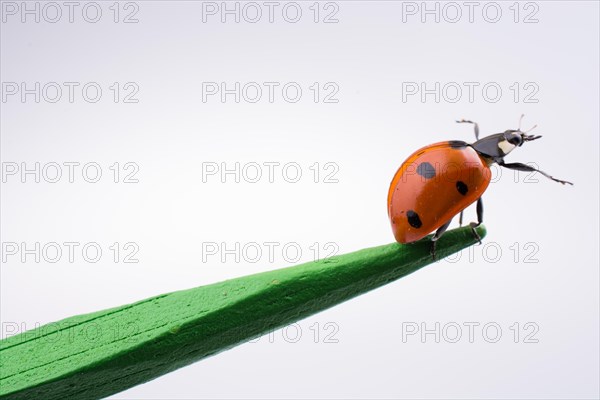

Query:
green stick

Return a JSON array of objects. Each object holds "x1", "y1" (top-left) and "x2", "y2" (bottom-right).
[{"x1": 0, "y1": 225, "x2": 486, "y2": 400}]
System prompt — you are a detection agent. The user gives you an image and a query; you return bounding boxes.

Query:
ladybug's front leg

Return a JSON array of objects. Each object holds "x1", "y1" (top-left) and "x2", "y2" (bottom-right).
[
  {"x1": 497, "y1": 160, "x2": 573, "y2": 185},
  {"x1": 430, "y1": 218, "x2": 452, "y2": 260},
  {"x1": 456, "y1": 119, "x2": 480, "y2": 140}
]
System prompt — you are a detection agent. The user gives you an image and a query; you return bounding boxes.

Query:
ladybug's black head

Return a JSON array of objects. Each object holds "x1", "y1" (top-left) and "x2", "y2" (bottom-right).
[
  {"x1": 471, "y1": 115, "x2": 541, "y2": 160},
  {"x1": 500, "y1": 128, "x2": 542, "y2": 151}
]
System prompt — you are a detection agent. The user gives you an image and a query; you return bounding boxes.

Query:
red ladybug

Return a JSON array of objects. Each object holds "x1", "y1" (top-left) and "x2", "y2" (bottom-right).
[{"x1": 387, "y1": 116, "x2": 572, "y2": 257}]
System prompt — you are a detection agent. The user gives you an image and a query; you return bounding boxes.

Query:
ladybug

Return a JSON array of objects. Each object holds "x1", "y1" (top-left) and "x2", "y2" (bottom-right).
[{"x1": 387, "y1": 116, "x2": 572, "y2": 258}]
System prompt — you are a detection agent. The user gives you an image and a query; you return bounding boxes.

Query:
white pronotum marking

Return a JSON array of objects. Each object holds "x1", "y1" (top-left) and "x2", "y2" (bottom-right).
[{"x1": 498, "y1": 140, "x2": 516, "y2": 154}]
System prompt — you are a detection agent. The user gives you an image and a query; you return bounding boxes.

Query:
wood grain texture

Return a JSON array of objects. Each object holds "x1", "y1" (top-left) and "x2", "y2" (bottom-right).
[{"x1": 0, "y1": 225, "x2": 486, "y2": 399}]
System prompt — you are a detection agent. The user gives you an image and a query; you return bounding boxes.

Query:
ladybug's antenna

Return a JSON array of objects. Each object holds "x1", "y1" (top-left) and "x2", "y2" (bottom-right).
[
  {"x1": 518, "y1": 114, "x2": 541, "y2": 141},
  {"x1": 517, "y1": 114, "x2": 525, "y2": 131},
  {"x1": 524, "y1": 124, "x2": 538, "y2": 134},
  {"x1": 523, "y1": 124, "x2": 541, "y2": 142}
]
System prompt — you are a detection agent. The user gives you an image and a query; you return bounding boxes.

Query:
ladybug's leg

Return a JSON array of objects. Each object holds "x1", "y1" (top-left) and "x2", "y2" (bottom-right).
[
  {"x1": 497, "y1": 160, "x2": 573, "y2": 185},
  {"x1": 456, "y1": 119, "x2": 480, "y2": 140},
  {"x1": 458, "y1": 210, "x2": 464, "y2": 226},
  {"x1": 469, "y1": 197, "x2": 483, "y2": 244},
  {"x1": 430, "y1": 219, "x2": 453, "y2": 260},
  {"x1": 473, "y1": 197, "x2": 483, "y2": 226}
]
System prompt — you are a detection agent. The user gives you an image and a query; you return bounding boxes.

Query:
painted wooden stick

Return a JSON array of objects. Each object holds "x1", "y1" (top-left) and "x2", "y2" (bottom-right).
[{"x1": 0, "y1": 225, "x2": 486, "y2": 399}]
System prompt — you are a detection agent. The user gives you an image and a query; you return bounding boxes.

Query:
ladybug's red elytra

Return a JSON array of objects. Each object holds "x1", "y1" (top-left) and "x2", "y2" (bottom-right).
[{"x1": 387, "y1": 116, "x2": 573, "y2": 258}]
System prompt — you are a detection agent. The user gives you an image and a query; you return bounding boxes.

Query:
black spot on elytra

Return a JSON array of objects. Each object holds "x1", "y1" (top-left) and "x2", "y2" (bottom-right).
[
  {"x1": 407, "y1": 210, "x2": 422, "y2": 228},
  {"x1": 456, "y1": 181, "x2": 468, "y2": 195},
  {"x1": 416, "y1": 162, "x2": 436, "y2": 179}
]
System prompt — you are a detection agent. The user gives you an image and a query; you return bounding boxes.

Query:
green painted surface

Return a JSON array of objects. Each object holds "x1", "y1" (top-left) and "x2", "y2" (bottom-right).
[{"x1": 0, "y1": 225, "x2": 486, "y2": 399}]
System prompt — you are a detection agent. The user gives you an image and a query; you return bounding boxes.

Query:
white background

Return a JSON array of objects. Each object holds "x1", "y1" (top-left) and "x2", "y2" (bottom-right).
[{"x1": 1, "y1": 1, "x2": 598, "y2": 399}]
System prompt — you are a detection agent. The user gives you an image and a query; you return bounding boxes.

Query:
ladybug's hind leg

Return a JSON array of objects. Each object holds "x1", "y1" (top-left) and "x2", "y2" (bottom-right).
[
  {"x1": 469, "y1": 197, "x2": 483, "y2": 244},
  {"x1": 430, "y1": 219, "x2": 453, "y2": 260}
]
